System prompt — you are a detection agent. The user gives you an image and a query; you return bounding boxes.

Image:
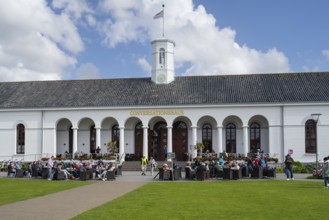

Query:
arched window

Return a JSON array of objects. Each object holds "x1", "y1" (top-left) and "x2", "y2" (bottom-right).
[
  {"x1": 90, "y1": 125, "x2": 96, "y2": 154},
  {"x1": 202, "y1": 123, "x2": 212, "y2": 152},
  {"x1": 305, "y1": 119, "x2": 316, "y2": 153},
  {"x1": 112, "y1": 124, "x2": 120, "y2": 146},
  {"x1": 226, "y1": 123, "x2": 236, "y2": 153},
  {"x1": 159, "y1": 48, "x2": 165, "y2": 65},
  {"x1": 16, "y1": 124, "x2": 25, "y2": 154},
  {"x1": 173, "y1": 121, "x2": 188, "y2": 161},
  {"x1": 250, "y1": 123, "x2": 261, "y2": 153}
]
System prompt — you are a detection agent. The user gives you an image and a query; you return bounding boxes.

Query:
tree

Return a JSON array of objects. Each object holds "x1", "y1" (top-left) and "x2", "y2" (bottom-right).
[
  {"x1": 195, "y1": 142, "x2": 205, "y2": 153},
  {"x1": 107, "y1": 140, "x2": 118, "y2": 155}
]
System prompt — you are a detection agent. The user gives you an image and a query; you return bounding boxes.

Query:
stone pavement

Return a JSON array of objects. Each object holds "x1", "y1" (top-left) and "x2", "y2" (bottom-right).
[
  {"x1": 0, "y1": 171, "x2": 152, "y2": 220},
  {"x1": 0, "y1": 171, "x2": 318, "y2": 220}
]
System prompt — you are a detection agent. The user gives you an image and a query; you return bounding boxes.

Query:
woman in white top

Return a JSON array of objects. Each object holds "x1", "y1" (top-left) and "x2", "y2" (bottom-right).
[{"x1": 149, "y1": 156, "x2": 157, "y2": 175}]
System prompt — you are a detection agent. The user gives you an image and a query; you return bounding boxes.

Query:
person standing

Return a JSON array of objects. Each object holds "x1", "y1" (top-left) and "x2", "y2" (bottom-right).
[
  {"x1": 149, "y1": 156, "x2": 157, "y2": 175},
  {"x1": 323, "y1": 157, "x2": 329, "y2": 188},
  {"x1": 47, "y1": 156, "x2": 55, "y2": 180},
  {"x1": 141, "y1": 155, "x2": 148, "y2": 175},
  {"x1": 284, "y1": 153, "x2": 294, "y2": 180}
]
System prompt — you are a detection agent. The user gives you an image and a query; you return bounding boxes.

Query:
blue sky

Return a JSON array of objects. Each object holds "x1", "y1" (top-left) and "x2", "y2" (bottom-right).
[{"x1": 0, "y1": 0, "x2": 329, "y2": 82}]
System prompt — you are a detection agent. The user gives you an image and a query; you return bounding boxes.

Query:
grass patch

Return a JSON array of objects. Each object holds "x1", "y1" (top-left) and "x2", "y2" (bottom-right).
[
  {"x1": 0, "y1": 178, "x2": 93, "y2": 206},
  {"x1": 74, "y1": 180, "x2": 327, "y2": 220}
]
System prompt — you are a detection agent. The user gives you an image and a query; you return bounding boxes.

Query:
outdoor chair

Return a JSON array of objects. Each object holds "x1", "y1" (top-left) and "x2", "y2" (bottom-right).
[
  {"x1": 42, "y1": 168, "x2": 49, "y2": 179},
  {"x1": 223, "y1": 168, "x2": 233, "y2": 180},
  {"x1": 53, "y1": 171, "x2": 65, "y2": 180},
  {"x1": 215, "y1": 169, "x2": 223, "y2": 178},
  {"x1": 80, "y1": 171, "x2": 90, "y2": 181},
  {"x1": 32, "y1": 169, "x2": 39, "y2": 178},
  {"x1": 251, "y1": 167, "x2": 263, "y2": 179},
  {"x1": 265, "y1": 167, "x2": 276, "y2": 178},
  {"x1": 15, "y1": 169, "x2": 24, "y2": 178},
  {"x1": 232, "y1": 168, "x2": 242, "y2": 180},
  {"x1": 173, "y1": 167, "x2": 182, "y2": 180},
  {"x1": 184, "y1": 167, "x2": 196, "y2": 180},
  {"x1": 158, "y1": 167, "x2": 171, "y2": 180},
  {"x1": 196, "y1": 169, "x2": 208, "y2": 181},
  {"x1": 115, "y1": 165, "x2": 122, "y2": 176},
  {"x1": 241, "y1": 166, "x2": 249, "y2": 177},
  {"x1": 106, "y1": 169, "x2": 116, "y2": 180}
]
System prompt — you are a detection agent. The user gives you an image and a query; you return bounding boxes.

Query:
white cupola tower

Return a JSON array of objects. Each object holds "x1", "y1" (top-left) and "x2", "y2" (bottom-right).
[{"x1": 151, "y1": 38, "x2": 175, "y2": 84}]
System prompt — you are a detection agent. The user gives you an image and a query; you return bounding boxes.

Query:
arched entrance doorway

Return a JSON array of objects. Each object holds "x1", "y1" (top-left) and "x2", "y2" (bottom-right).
[
  {"x1": 134, "y1": 122, "x2": 143, "y2": 160},
  {"x1": 149, "y1": 121, "x2": 167, "y2": 161},
  {"x1": 173, "y1": 121, "x2": 188, "y2": 161}
]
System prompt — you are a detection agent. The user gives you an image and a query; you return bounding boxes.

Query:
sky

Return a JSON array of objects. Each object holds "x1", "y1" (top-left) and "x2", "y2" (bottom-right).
[{"x1": 0, "y1": 0, "x2": 329, "y2": 82}]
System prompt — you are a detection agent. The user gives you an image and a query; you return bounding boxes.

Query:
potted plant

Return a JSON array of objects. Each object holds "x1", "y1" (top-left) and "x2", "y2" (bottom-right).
[
  {"x1": 107, "y1": 140, "x2": 119, "y2": 155},
  {"x1": 195, "y1": 142, "x2": 205, "y2": 156}
]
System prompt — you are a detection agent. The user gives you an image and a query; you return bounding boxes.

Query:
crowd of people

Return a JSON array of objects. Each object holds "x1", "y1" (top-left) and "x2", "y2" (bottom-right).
[{"x1": 3, "y1": 157, "x2": 119, "y2": 181}]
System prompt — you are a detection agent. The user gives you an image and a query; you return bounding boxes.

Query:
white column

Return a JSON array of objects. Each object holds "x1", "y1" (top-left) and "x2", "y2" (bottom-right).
[
  {"x1": 96, "y1": 127, "x2": 101, "y2": 149},
  {"x1": 217, "y1": 126, "x2": 223, "y2": 154},
  {"x1": 119, "y1": 127, "x2": 125, "y2": 156},
  {"x1": 53, "y1": 128, "x2": 57, "y2": 156},
  {"x1": 191, "y1": 126, "x2": 198, "y2": 158},
  {"x1": 143, "y1": 127, "x2": 148, "y2": 159},
  {"x1": 167, "y1": 126, "x2": 173, "y2": 153},
  {"x1": 73, "y1": 128, "x2": 78, "y2": 154},
  {"x1": 243, "y1": 125, "x2": 249, "y2": 156}
]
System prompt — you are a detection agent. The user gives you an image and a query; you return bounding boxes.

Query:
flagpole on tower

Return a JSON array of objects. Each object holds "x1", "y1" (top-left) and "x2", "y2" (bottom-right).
[
  {"x1": 162, "y1": 4, "x2": 165, "y2": 37},
  {"x1": 153, "y1": 4, "x2": 165, "y2": 37}
]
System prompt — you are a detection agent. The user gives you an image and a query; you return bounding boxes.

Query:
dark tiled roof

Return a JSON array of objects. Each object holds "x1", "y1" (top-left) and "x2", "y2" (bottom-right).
[{"x1": 0, "y1": 72, "x2": 329, "y2": 109}]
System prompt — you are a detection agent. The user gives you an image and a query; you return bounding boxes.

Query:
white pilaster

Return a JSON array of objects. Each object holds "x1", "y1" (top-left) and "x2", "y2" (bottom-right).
[
  {"x1": 73, "y1": 128, "x2": 78, "y2": 154},
  {"x1": 167, "y1": 126, "x2": 173, "y2": 161},
  {"x1": 143, "y1": 127, "x2": 148, "y2": 159},
  {"x1": 96, "y1": 127, "x2": 101, "y2": 149},
  {"x1": 119, "y1": 127, "x2": 125, "y2": 156},
  {"x1": 243, "y1": 126, "x2": 249, "y2": 156},
  {"x1": 191, "y1": 126, "x2": 198, "y2": 158},
  {"x1": 217, "y1": 126, "x2": 223, "y2": 154}
]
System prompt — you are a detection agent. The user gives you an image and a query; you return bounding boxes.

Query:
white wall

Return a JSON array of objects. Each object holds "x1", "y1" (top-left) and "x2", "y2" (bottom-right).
[{"x1": 1, "y1": 103, "x2": 329, "y2": 162}]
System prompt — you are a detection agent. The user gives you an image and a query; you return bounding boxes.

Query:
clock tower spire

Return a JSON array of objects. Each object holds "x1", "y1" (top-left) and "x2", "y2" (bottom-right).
[
  {"x1": 151, "y1": 38, "x2": 175, "y2": 84},
  {"x1": 151, "y1": 5, "x2": 175, "y2": 84}
]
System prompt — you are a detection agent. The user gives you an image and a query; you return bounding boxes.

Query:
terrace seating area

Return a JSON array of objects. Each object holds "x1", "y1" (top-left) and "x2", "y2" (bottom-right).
[
  {"x1": 0, "y1": 159, "x2": 124, "y2": 181},
  {"x1": 155, "y1": 154, "x2": 277, "y2": 181}
]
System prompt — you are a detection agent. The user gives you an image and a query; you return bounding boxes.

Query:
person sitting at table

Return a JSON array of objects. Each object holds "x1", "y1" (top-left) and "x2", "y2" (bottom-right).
[
  {"x1": 95, "y1": 161, "x2": 104, "y2": 179},
  {"x1": 224, "y1": 161, "x2": 231, "y2": 168},
  {"x1": 99, "y1": 162, "x2": 115, "y2": 181},
  {"x1": 162, "y1": 163, "x2": 170, "y2": 172},
  {"x1": 65, "y1": 161, "x2": 79, "y2": 178},
  {"x1": 218, "y1": 156, "x2": 225, "y2": 167},
  {"x1": 231, "y1": 160, "x2": 240, "y2": 170},
  {"x1": 247, "y1": 158, "x2": 253, "y2": 173},
  {"x1": 56, "y1": 163, "x2": 71, "y2": 180},
  {"x1": 253, "y1": 157, "x2": 260, "y2": 167},
  {"x1": 215, "y1": 161, "x2": 223, "y2": 172},
  {"x1": 7, "y1": 162, "x2": 16, "y2": 177}
]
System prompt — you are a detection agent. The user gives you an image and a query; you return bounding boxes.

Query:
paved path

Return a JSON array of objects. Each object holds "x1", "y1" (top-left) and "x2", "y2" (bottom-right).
[
  {"x1": 0, "y1": 172, "x2": 318, "y2": 220},
  {"x1": 0, "y1": 172, "x2": 152, "y2": 220}
]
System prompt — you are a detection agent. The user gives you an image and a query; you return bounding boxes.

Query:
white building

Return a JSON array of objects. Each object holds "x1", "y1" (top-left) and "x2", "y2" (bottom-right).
[{"x1": 0, "y1": 37, "x2": 328, "y2": 163}]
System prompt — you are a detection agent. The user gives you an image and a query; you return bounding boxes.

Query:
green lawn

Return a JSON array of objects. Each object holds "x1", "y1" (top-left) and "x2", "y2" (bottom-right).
[
  {"x1": 0, "y1": 178, "x2": 93, "y2": 206},
  {"x1": 73, "y1": 180, "x2": 327, "y2": 220}
]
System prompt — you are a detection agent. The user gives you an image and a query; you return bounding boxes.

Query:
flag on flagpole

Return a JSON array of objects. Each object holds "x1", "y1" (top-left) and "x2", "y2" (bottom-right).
[{"x1": 153, "y1": 10, "x2": 164, "y2": 19}]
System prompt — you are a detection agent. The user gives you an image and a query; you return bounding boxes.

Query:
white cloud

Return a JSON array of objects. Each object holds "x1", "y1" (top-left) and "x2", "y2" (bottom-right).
[
  {"x1": 322, "y1": 49, "x2": 329, "y2": 59},
  {"x1": 137, "y1": 58, "x2": 152, "y2": 74},
  {"x1": 73, "y1": 63, "x2": 101, "y2": 79},
  {"x1": 97, "y1": 0, "x2": 290, "y2": 75},
  {"x1": 0, "y1": 0, "x2": 84, "y2": 82}
]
